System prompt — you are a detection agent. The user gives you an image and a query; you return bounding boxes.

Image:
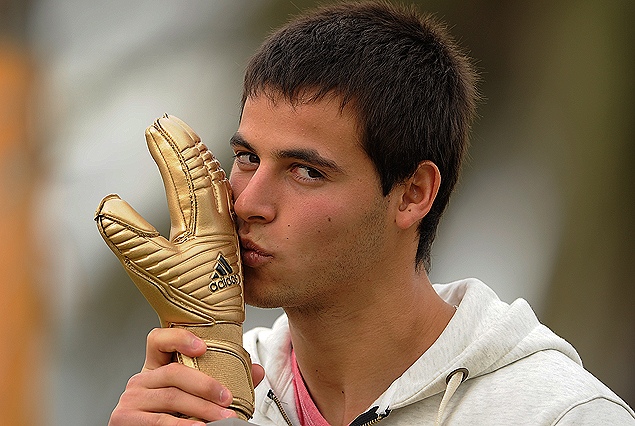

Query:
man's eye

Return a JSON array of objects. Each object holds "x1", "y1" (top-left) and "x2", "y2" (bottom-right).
[
  {"x1": 294, "y1": 165, "x2": 325, "y2": 180},
  {"x1": 233, "y1": 152, "x2": 260, "y2": 172},
  {"x1": 234, "y1": 152, "x2": 260, "y2": 165}
]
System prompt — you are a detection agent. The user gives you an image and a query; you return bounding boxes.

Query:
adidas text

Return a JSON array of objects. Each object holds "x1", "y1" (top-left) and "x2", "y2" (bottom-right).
[{"x1": 209, "y1": 274, "x2": 241, "y2": 293}]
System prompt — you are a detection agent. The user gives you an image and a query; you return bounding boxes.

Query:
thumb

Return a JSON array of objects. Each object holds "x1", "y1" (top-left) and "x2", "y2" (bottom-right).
[
  {"x1": 251, "y1": 364, "x2": 265, "y2": 388},
  {"x1": 95, "y1": 193, "x2": 172, "y2": 262}
]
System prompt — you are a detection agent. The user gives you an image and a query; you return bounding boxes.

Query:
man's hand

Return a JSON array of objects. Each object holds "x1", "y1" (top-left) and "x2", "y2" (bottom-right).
[
  {"x1": 108, "y1": 328, "x2": 265, "y2": 426},
  {"x1": 95, "y1": 115, "x2": 255, "y2": 419}
]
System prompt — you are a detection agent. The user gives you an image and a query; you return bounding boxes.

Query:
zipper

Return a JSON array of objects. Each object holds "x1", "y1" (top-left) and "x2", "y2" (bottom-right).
[
  {"x1": 267, "y1": 389, "x2": 295, "y2": 426},
  {"x1": 359, "y1": 412, "x2": 389, "y2": 426},
  {"x1": 349, "y1": 408, "x2": 390, "y2": 426},
  {"x1": 266, "y1": 389, "x2": 390, "y2": 426}
]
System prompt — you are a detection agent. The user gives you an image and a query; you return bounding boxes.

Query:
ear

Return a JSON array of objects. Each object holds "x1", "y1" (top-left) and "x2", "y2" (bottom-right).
[{"x1": 395, "y1": 161, "x2": 441, "y2": 230}]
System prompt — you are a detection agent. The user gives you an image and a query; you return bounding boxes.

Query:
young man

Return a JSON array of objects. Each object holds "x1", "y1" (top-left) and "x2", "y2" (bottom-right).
[{"x1": 107, "y1": 2, "x2": 634, "y2": 425}]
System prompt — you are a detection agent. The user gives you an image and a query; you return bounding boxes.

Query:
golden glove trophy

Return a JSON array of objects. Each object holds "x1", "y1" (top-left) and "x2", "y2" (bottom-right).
[{"x1": 95, "y1": 115, "x2": 255, "y2": 422}]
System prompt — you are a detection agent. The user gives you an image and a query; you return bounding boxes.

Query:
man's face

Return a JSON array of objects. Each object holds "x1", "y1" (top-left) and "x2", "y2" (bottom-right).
[{"x1": 229, "y1": 95, "x2": 394, "y2": 311}]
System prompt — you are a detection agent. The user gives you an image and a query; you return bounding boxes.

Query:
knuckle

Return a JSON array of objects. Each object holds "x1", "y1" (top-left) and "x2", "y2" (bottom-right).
[
  {"x1": 161, "y1": 362, "x2": 182, "y2": 378},
  {"x1": 107, "y1": 407, "x2": 126, "y2": 426},
  {"x1": 125, "y1": 371, "x2": 146, "y2": 389},
  {"x1": 147, "y1": 328, "x2": 163, "y2": 345},
  {"x1": 161, "y1": 386, "x2": 180, "y2": 407},
  {"x1": 117, "y1": 388, "x2": 142, "y2": 409}
]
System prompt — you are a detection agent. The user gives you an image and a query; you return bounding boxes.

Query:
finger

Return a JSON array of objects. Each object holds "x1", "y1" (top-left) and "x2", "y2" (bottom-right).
[
  {"x1": 115, "y1": 389, "x2": 234, "y2": 425},
  {"x1": 145, "y1": 115, "x2": 233, "y2": 241},
  {"x1": 122, "y1": 365, "x2": 236, "y2": 422},
  {"x1": 201, "y1": 146, "x2": 234, "y2": 224},
  {"x1": 165, "y1": 114, "x2": 199, "y2": 143},
  {"x1": 143, "y1": 328, "x2": 207, "y2": 371},
  {"x1": 168, "y1": 116, "x2": 234, "y2": 223},
  {"x1": 109, "y1": 407, "x2": 208, "y2": 426},
  {"x1": 94, "y1": 194, "x2": 176, "y2": 278},
  {"x1": 145, "y1": 114, "x2": 202, "y2": 242},
  {"x1": 95, "y1": 194, "x2": 163, "y2": 245},
  {"x1": 252, "y1": 363, "x2": 265, "y2": 387},
  {"x1": 133, "y1": 363, "x2": 233, "y2": 407}
]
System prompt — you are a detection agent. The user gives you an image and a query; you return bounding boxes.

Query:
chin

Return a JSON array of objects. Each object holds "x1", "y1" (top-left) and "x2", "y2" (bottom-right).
[
  {"x1": 244, "y1": 293, "x2": 285, "y2": 309},
  {"x1": 243, "y1": 280, "x2": 281, "y2": 309},
  {"x1": 244, "y1": 282, "x2": 304, "y2": 310}
]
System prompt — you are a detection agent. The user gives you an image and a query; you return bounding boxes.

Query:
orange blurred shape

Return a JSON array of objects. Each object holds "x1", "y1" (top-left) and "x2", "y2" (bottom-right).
[{"x1": 0, "y1": 37, "x2": 42, "y2": 426}]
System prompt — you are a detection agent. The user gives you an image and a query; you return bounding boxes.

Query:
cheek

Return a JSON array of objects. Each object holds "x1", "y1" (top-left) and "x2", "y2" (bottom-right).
[
  {"x1": 281, "y1": 195, "x2": 390, "y2": 285},
  {"x1": 283, "y1": 200, "x2": 352, "y2": 247}
]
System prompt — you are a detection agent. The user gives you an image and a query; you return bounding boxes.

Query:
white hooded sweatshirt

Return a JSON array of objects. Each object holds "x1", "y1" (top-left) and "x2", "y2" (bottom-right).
[{"x1": 243, "y1": 278, "x2": 635, "y2": 425}]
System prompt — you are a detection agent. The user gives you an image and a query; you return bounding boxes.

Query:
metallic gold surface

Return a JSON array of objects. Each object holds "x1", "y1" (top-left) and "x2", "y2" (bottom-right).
[{"x1": 95, "y1": 115, "x2": 254, "y2": 420}]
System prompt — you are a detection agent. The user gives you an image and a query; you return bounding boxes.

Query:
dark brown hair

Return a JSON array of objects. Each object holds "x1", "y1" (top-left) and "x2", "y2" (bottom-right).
[{"x1": 242, "y1": 1, "x2": 479, "y2": 271}]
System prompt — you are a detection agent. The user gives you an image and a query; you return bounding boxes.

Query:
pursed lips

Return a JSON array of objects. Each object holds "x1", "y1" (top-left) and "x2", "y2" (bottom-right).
[{"x1": 239, "y1": 236, "x2": 273, "y2": 268}]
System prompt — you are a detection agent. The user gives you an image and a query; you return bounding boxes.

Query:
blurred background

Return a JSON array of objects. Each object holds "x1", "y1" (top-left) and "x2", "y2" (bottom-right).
[{"x1": 0, "y1": 0, "x2": 633, "y2": 425}]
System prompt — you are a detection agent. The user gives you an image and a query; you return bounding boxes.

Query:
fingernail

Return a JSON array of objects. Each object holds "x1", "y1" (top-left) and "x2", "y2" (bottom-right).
[
  {"x1": 220, "y1": 388, "x2": 232, "y2": 404},
  {"x1": 221, "y1": 409, "x2": 236, "y2": 418},
  {"x1": 192, "y1": 338, "x2": 205, "y2": 351}
]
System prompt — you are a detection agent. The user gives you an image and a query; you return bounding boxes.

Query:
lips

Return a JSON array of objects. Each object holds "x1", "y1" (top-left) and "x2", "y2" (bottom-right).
[{"x1": 239, "y1": 236, "x2": 273, "y2": 268}]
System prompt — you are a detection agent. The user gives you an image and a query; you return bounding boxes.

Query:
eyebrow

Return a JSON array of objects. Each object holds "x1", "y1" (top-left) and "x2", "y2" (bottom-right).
[
  {"x1": 229, "y1": 133, "x2": 253, "y2": 151},
  {"x1": 230, "y1": 132, "x2": 345, "y2": 174}
]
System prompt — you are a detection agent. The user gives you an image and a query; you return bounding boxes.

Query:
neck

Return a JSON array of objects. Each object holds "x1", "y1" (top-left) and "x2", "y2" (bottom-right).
[{"x1": 286, "y1": 270, "x2": 455, "y2": 426}]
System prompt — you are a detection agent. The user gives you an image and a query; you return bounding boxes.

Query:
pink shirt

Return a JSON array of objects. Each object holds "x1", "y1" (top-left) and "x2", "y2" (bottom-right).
[{"x1": 292, "y1": 350, "x2": 333, "y2": 426}]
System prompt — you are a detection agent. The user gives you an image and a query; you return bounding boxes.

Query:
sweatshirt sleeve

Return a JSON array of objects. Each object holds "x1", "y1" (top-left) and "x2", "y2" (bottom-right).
[{"x1": 554, "y1": 397, "x2": 635, "y2": 425}]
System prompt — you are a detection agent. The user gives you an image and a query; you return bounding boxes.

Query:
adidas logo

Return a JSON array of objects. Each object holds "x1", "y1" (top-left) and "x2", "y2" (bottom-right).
[{"x1": 209, "y1": 254, "x2": 241, "y2": 293}]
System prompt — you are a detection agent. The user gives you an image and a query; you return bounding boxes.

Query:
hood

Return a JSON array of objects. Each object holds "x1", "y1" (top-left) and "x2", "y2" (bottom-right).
[
  {"x1": 372, "y1": 278, "x2": 581, "y2": 412},
  {"x1": 244, "y1": 278, "x2": 583, "y2": 424}
]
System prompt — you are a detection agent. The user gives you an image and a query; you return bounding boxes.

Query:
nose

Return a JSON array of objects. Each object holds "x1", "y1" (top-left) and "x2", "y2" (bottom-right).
[{"x1": 231, "y1": 166, "x2": 276, "y2": 224}]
